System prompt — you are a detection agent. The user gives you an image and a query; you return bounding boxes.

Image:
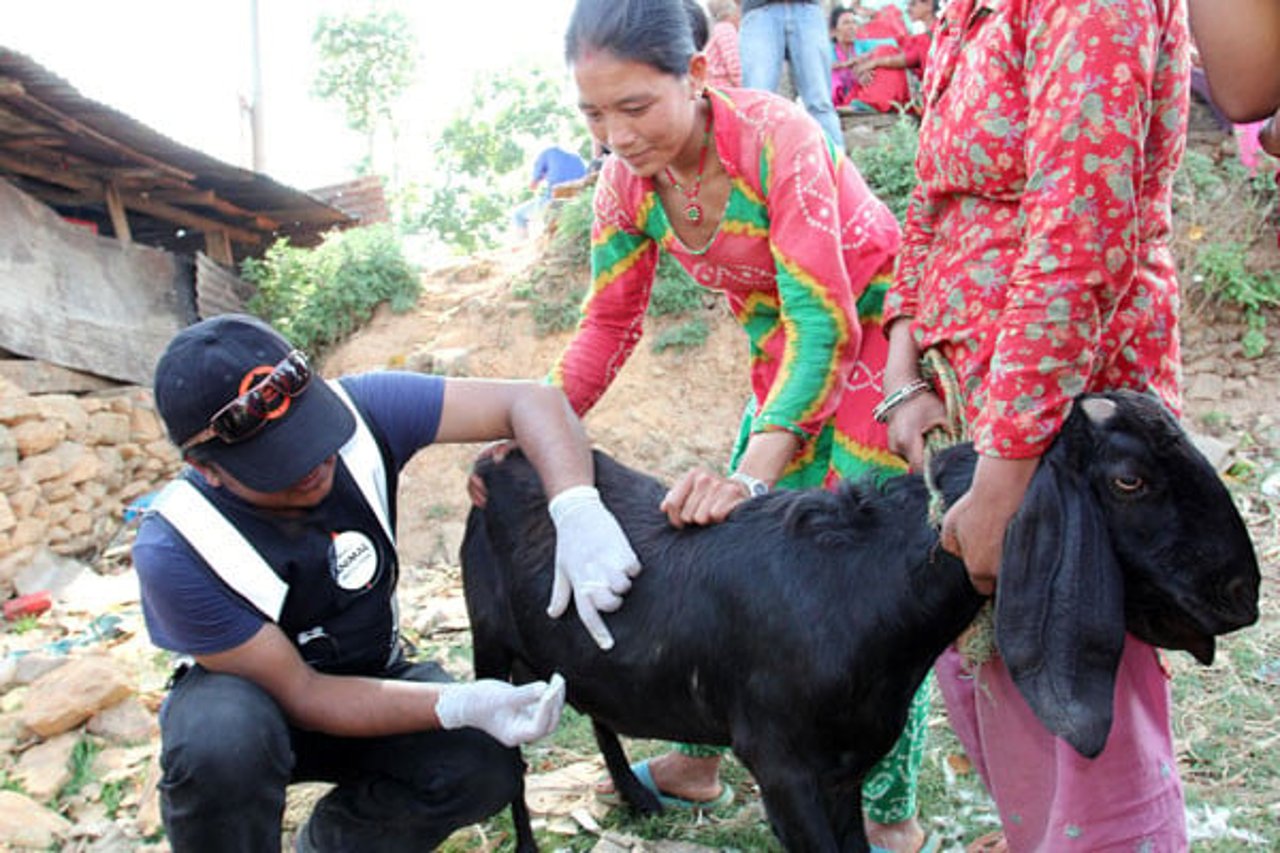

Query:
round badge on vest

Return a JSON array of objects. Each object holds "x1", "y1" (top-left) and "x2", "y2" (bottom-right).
[{"x1": 330, "y1": 530, "x2": 380, "y2": 590}]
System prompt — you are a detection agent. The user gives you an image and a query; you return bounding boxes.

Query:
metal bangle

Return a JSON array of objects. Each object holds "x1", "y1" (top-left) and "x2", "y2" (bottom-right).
[{"x1": 872, "y1": 379, "x2": 933, "y2": 424}]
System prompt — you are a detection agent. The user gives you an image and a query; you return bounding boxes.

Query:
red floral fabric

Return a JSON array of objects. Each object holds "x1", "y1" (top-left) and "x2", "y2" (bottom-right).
[{"x1": 886, "y1": 0, "x2": 1190, "y2": 457}]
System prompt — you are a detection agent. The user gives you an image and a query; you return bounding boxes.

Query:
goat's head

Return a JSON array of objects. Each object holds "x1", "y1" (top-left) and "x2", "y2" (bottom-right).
[{"x1": 995, "y1": 389, "x2": 1260, "y2": 758}]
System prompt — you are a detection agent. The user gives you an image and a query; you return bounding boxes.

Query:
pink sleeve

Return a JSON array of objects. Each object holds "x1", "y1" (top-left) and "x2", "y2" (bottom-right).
[{"x1": 548, "y1": 168, "x2": 658, "y2": 416}]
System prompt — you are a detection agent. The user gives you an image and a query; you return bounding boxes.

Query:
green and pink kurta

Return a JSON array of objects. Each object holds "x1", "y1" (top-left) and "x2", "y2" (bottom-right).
[
  {"x1": 551, "y1": 87, "x2": 926, "y2": 822},
  {"x1": 553, "y1": 87, "x2": 904, "y2": 489}
]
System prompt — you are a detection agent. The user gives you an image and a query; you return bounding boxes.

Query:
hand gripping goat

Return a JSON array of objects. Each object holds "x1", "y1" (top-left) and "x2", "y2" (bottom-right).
[{"x1": 461, "y1": 391, "x2": 1259, "y2": 852}]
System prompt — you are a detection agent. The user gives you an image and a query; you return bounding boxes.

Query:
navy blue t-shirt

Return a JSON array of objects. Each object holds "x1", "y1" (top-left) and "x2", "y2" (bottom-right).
[{"x1": 133, "y1": 371, "x2": 444, "y2": 656}]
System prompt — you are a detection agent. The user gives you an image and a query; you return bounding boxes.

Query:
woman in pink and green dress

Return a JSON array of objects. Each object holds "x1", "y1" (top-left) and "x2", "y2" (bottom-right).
[{"x1": 550, "y1": 1, "x2": 933, "y2": 850}]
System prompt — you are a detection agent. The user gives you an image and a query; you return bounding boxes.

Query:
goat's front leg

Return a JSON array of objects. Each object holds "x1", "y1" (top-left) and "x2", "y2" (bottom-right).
[
  {"x1": 592, "y1": 719, "x2": 663, "y2": 814},
  {"x1": 828, "y1": 777, "x2": 868, "y2": 853}
]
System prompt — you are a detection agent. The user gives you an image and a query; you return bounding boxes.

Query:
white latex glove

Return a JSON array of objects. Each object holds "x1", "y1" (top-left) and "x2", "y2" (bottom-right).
[
  {"x1": 435, "y1": 674, "x2": 566, "y2": 747},
  {"x1": 546, "y1": 485, "x2": 642, "y2": 650}
]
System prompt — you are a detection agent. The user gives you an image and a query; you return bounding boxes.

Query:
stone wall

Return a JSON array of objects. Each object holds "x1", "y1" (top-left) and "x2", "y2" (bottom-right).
[{"x1": 0, "y1": 375, "x2": 180, "y2": 587}]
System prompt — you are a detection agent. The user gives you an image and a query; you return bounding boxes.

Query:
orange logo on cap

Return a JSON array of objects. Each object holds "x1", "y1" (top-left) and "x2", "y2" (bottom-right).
[{"x1": 239, "y1": 364, "x2": 293, "y2": 422}]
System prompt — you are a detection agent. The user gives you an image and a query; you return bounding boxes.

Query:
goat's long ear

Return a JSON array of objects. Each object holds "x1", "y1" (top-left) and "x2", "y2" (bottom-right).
[{"x1": 995, "y1": 449, "x2": 1125, "y2": 759}]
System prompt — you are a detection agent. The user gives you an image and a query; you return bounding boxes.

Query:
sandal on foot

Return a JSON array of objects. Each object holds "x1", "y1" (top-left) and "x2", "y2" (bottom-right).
[{"x1": 595, "y1": 758, "x2": 735, "y2": 811}]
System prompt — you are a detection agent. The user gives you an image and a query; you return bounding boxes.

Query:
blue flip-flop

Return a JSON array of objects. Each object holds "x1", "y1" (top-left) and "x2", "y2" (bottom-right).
[{"x1": 624, "y1": 758, "x2": 735, "y2": 811}]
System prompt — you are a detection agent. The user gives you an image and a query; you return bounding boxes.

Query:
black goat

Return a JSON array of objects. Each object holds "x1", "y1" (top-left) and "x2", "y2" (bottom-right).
[{"x1": 461, "y1": 390, "x2": 1259, "y2": 852}]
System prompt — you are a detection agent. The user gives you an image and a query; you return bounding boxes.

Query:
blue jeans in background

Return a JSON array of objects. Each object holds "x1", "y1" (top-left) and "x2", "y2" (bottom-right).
[{"x1": 739, "y1": 1, "x2": 845, "y2": 151}]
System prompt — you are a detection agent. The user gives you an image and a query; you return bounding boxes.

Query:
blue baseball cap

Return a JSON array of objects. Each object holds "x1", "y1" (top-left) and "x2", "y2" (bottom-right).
[{"x1": 153, "y1": 314, "x2": 355, "y2": 492}]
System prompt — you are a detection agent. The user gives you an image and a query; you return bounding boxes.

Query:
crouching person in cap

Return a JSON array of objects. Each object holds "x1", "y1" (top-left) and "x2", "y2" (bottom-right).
[{"x1": 133, "y1": 314, "x2": 642, "y2": 852}]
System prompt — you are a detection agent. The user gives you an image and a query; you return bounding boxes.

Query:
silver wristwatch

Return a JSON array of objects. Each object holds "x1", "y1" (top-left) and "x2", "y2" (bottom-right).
[{"x1": 730, "y1": 470, "x2": 769, "y2": 498}]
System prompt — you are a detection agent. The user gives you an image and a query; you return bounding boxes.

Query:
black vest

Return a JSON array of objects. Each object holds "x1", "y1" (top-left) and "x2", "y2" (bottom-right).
[{"x1": 153, "y1": 383, "x2": 402, "y2": 675}]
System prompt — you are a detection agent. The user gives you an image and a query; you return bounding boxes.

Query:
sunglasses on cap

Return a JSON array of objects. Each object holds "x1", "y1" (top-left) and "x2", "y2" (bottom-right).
[{"x1": 180, "y1": 350, "x2": 312, "y2": 452}]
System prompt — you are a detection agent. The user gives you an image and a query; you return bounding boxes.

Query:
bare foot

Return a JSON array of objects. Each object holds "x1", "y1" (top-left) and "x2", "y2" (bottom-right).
[
  {"x1": 595, "y1": 752, "x2": 725, "y2": 803},
  {"x1": 866, "y1": 816, "x2": 927, "y2": 852}
]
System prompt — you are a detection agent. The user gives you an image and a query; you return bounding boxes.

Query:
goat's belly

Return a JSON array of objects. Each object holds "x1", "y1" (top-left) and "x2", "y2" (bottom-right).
[{"x1": 567, "y1": 681, "x2": 733, "y2": 746}]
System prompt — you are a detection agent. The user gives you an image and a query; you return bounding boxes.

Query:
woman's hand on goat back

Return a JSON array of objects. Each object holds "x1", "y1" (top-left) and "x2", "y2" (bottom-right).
[
  {"x1": 466, "y1": 440, "x2": 518, "y2": 508},
  {"x1": 885, "y1": 392, "x2": 949, "y2": 471},
  {"x1": 661, "y1": 466, "x2": 749, "y2": 528},
  {"x1": 941, "y1": 455, "x2": 1039, "y2": 595}
]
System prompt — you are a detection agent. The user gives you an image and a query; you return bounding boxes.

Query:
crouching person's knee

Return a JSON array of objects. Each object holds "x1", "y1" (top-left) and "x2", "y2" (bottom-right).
[
  {"x1": 449, "y1": 732, "x2": 526, "y2": 825},
  {"x1": 159, "y1": 666, "x2": 293, "y2": 838}
]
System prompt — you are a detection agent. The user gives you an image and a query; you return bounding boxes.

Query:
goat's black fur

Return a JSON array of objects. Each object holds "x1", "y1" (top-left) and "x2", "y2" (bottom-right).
[{"x1": 461, "y1": 390, "x2": 1259, "y2": 852}]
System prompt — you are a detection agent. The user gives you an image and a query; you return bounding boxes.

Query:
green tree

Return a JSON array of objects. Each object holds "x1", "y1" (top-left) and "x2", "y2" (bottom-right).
[
  {"x1": 312, "y1": 7, "x2": 418, "y2": 176},
  {"x1": 402, "y1": 67, "x2": 584, "y2": 253}
]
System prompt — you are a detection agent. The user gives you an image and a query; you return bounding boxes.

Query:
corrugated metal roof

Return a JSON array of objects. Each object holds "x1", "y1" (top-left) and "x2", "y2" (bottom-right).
[{"x1": 0, "y1": 46, "x2": 356, "y2": 259}]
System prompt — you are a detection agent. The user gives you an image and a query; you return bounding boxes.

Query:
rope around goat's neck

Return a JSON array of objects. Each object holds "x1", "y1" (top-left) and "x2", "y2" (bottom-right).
[
  {"x1": 920, "y1": 348, "x2": 967, "y2": 528},
  {"x1": 916, "y1": 348, "x2": 996, "y2": 669}
]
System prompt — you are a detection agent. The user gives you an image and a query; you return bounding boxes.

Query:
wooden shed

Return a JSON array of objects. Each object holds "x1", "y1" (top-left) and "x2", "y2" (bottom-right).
[{"x1": 0, "y1": 47, "x2": 358, "y2": 385}]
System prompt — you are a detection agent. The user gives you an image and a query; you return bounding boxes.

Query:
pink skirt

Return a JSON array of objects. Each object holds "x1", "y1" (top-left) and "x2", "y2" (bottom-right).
[{"x1": 936, "y1": 635, "x2": 1188, "y2": 851}]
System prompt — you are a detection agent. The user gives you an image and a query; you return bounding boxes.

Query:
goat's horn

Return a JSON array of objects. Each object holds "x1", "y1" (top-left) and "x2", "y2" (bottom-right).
[{"x1": 1080, "y1": 397, "x2": 1118, "y2": 425}]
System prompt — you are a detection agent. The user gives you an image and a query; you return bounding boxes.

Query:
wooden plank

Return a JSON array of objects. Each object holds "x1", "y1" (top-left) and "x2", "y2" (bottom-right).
[
  {"x1": 0, "y1": 153, "x2": 256, "y2": 245},
  {"x1": 0, "y1": 359, "x2": 117, "y2": 394},
  {"x1": 149, "y1": 187, "x2": 281, "y2": 230},
  {"x1": 204, "y1": 229, "x2": 233, "y2": 266},
  {"x1": 0, "y1": 178, "x2": 192, "y2": 384},
  {"x1": 122, "y1": 192, "x2": 261, "y2": 246},
  {"x1": 0, "y1": 148, "x2": 98, "y2": 191},
  {"x1": 104, "y1": 182, "x2": 132, "y2": 243}
]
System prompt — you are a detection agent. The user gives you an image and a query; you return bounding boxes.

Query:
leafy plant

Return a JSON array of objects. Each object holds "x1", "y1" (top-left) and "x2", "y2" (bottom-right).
[
  {"x1": 649, "y1": 254, "x2": 704, "y2": 317},
  {"x1": 101, "y1": 779, "x2": 126, "y2": 818},
  {"x1": 847, "y1": 116, "x2": 921, "y2": 223},
  {"x1": 652, "y1": 318, "x2": 710, "y2": 352},
  {"x1": 1194, "y1": 241, "x2": 1280, "y2": 357},
  {"x1": 530, "y1": 290, "x2": 584, "y2": 337},
  {"x1": 242, "y1": 224, "x2": 421, "y2": 356},
  {"x1": 549, "y1": 191, "x2": 595, "y2": 271},
  {"x1": 59, "y1": 737, "x2": 98, "y2": 801}
]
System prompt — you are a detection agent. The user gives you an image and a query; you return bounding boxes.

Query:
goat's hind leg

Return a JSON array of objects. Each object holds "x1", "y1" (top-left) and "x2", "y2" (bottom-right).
[
  {"x1": 593, "y1": 720, "x2": 663, "y2": 814},
  {"x1": 737, "y1": 739, "x2": 850, "y2": 852}
]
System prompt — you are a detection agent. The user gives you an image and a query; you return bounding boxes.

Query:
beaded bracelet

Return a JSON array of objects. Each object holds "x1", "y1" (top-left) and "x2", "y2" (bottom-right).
[{"x1": 872, "y1": 379, "x2": 934, "y2": 424}]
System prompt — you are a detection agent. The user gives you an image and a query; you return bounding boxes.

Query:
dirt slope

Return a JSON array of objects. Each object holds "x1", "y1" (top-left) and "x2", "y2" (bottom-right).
[{"x1": 322, "y1": 242, "x2": 1280, "y2": 575}]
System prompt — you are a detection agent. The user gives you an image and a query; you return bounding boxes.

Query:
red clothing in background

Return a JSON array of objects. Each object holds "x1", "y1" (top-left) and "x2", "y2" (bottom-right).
[{"x1": 705, "y1": 20, "x2": 742, "y2": 89}]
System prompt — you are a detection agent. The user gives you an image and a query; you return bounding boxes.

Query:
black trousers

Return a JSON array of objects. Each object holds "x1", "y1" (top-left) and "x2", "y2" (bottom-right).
[{"x1": 158, "y1": 659, "x2": 523, "y2": 852}]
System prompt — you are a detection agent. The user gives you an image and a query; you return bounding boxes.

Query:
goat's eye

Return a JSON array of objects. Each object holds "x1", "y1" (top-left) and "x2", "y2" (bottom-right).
[{"x1": 1111, "y1": 475, "x2": 1145, "y2": 495}]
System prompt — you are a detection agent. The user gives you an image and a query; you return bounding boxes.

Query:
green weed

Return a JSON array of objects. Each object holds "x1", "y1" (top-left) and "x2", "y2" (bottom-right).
[
  {"x1": 517, "y1": 192, "x2": 712, "y2": 345},
  {"x1": 242, "y1": 224, "x2": 421, "y2": 357},
  {"x1": 847, "y1": 116, "x2": 921, "y2": 223},
  {"x1": 1194, "y1": 241, "x2": 1280, "y2": 358},
  {"x1": 58, "y1": 737, "x2": 98, "y2": 801},
  {"x1": 652, "y1": 318, "x2": 710, "y2": 353},
  {"x1": 649, "y1": 255, "x2": 705, "y2": 317},
  {"x1": 101, "y1": 778, "x2": 127, "y2": 818}
]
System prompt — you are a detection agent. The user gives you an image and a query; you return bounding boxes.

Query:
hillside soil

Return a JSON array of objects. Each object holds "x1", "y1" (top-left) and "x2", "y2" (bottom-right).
[{"x1": 323, "y1": 244, "x2": 1280, "y2": 575}]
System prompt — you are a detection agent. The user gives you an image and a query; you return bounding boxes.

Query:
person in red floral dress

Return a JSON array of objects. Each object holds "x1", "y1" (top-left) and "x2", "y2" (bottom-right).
[{"x1": 881, "y1": 0, "x2": 1191, "y2": 849}]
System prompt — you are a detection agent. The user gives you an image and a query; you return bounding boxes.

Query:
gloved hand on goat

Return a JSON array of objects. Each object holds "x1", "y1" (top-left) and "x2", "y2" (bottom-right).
[{"x1": 547, "y1": 485, "x2": 642, "y2": 650}]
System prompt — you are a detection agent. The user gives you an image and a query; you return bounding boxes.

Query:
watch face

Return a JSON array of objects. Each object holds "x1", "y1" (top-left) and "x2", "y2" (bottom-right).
[{"x1": 733, "y1": 472, "x2": 767, "y2": 497}]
